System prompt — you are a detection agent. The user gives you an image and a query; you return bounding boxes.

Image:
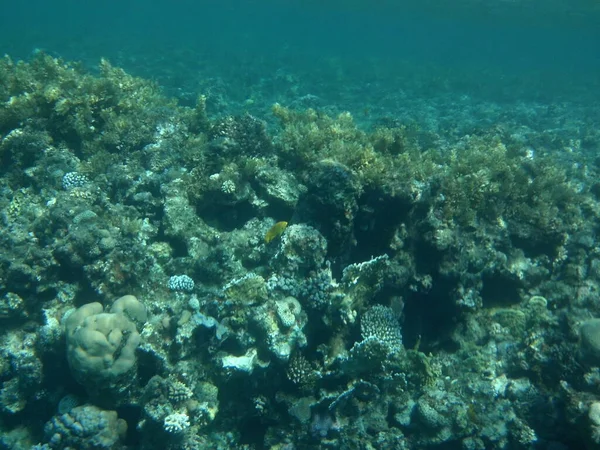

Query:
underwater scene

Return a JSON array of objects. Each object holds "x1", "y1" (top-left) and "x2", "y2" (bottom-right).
[{"x1": 1, "y1": 0, "x2": 600, "y2": 449}]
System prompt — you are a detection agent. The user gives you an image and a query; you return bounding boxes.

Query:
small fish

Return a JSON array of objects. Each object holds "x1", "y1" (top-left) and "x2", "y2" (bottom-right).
[{"x1": 265, "y1": 221, "x2": 288, "y2": 243}]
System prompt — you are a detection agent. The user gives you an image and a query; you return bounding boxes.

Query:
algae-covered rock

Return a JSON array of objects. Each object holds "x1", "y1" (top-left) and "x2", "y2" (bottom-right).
[{"x1": 580, "y1": 319, "x2": 600, "y2": 365}]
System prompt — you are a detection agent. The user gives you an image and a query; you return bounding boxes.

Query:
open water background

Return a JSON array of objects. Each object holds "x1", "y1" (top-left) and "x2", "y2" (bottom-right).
[{"x1": 1, "y1": 0, "x2": 599, "y2": 115}]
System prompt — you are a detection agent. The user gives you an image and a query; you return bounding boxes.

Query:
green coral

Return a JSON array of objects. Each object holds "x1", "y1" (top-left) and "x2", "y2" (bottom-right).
[
  {"x1": 0, "y1": 52, "x2": 175, "y2": 161},
  {"x1": 272, "y1": 103, "x2": 582, "y2": 254}
]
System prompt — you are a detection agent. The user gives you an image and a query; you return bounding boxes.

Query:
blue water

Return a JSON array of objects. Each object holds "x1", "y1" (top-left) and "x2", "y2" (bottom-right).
[{"x1": 2, "y1": 0, "x2": 599, "y2": 113}]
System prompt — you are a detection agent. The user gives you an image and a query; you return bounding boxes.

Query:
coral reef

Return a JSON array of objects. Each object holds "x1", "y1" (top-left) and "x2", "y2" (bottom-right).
[
  {"x1": 44, "y1": 405, "x2": 127, "y2": 450},
  {"x1": 0, "y1": 52, "x2": 599, "y2": 449}
]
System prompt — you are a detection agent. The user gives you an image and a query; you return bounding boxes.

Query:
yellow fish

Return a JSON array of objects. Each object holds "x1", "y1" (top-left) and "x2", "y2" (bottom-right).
[{"x1": 265, "y1": 221, "x2": 288, "y2": 243}]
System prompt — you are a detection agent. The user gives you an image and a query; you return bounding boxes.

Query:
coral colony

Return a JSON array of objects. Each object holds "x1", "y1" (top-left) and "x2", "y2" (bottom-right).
[{"x1": 1, "y1": 53, "x2": 600, "y2": 449}]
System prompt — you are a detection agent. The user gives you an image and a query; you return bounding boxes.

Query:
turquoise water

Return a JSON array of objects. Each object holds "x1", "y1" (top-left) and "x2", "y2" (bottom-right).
[
  {"x1": 2, "y1": 1, "x2": 600, "y2": 449},
  {"x1": 2, "y1": 0, "x2": 599, "y2": 110}
]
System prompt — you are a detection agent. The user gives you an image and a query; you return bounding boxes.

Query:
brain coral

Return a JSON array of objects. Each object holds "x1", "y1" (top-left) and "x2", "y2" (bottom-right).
[{"x1": 64, "y1": 296, "x2": 146, "y2": 399}]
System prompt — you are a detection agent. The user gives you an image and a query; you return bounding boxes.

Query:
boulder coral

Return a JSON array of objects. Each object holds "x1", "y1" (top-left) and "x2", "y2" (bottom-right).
[{"x1": 64, "y1": 295, "x2": 146, "y2": 401}]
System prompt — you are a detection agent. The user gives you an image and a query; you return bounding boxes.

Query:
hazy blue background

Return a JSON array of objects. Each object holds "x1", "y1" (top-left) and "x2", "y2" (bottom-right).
[{"x1": 0, "y1": 0, "x2": 599, "y2": 113}]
